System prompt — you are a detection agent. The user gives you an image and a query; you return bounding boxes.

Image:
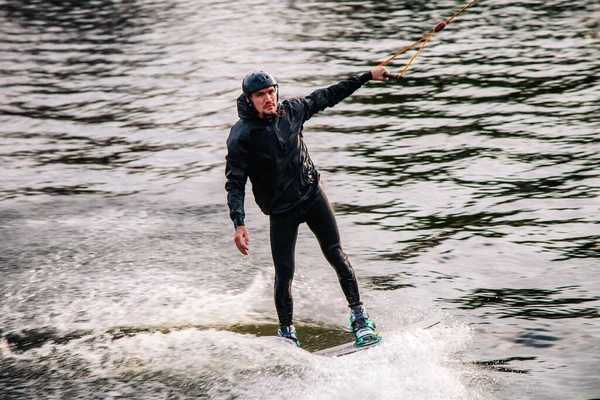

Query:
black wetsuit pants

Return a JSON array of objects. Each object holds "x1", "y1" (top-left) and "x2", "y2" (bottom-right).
[{"x1": 269, "y1": 185, "x2": 362, "y2": 327}]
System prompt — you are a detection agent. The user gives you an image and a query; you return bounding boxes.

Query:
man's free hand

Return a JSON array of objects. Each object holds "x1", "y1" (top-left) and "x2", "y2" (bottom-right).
[
  {"x1": 370, "y1": 66, "x2": 390, "y2": 82},
  {"x1": 234, "y1": 226, "x2": 250, "y2": 255}
]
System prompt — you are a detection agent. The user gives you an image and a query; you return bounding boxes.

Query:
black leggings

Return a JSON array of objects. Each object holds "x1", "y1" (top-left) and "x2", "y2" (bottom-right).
[{"x1": 269, "y1": 185, "x2": 362, "y2": 327}]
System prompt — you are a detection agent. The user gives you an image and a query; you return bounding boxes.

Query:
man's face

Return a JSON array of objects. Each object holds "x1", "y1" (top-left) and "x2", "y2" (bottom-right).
[{"x1": 249, "y1": 86, "x2": 277, "y2": 115}]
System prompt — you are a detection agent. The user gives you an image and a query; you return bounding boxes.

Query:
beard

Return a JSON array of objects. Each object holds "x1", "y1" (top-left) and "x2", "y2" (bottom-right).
[{"x1": 261, "y1": 104, "x2": 277, "y2": 116}]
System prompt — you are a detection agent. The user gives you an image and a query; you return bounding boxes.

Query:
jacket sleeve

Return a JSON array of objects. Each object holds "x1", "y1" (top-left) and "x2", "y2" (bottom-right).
[
  {"x1": 225, "y1": 129, "x2": 249, "y2": 229},
  {"x1": 303, "y1": 71, "x2": 372, "y2": 121}
]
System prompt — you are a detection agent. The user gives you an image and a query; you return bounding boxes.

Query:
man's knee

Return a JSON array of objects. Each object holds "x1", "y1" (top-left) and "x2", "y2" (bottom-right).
[
  {"x1": 324, "y1": 242, "x2": 344, "y2": 258},
  {"x1": 324, "y1": 244, "x2": 352, "y2": 272},
  {"x1": 274, "y1": 266, "x2": 294, "y2": 289}
]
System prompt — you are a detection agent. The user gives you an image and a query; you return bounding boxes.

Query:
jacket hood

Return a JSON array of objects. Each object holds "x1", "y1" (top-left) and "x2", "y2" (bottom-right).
[{"x1": 237, "y1": 94, "x2": 260, "y2": 120}]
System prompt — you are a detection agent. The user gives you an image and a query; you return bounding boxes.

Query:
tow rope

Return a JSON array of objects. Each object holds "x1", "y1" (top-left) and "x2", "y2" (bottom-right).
[{"x1": 382, "y1": 0, "x2": 479, "y2": 79}]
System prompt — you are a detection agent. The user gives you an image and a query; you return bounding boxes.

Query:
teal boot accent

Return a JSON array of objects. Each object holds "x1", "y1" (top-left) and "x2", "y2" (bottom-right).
[{"x1": 278, "y1": 324, "x2": 301, "y2": 347}]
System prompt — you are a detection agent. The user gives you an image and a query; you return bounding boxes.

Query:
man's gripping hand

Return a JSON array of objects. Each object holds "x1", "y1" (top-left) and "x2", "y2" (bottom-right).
[
  {"x1": 370, "y1": 66, "x2": 390, "y2": 81},
  {"x1": 234, "y1": 226, "x2": 250, "y2": 255}
]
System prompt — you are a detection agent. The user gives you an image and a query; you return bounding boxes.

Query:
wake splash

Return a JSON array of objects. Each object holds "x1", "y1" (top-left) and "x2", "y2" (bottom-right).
[{"x1": 0, "y1": 320, "x2": 489, "y2": 400}]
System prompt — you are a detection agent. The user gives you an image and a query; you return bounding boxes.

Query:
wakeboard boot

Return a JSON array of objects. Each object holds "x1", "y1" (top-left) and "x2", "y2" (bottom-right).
[
  {"x1": 350, "y1": 306, "x2": 381, "y2": 347},
  {"x1": 277, "y1": 324, "x2": 301, "y2": 347}
]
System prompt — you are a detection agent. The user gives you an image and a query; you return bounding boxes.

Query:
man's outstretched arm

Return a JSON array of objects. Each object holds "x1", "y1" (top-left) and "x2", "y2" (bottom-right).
[{"x1": 302, "y1": 66, "x2": 390, "y2": 120}]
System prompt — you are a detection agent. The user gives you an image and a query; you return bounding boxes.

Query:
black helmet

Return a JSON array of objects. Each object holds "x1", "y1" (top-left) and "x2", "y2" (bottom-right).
[{"x1": 242, "y1": 71, "x2": 278, "y2": 98}]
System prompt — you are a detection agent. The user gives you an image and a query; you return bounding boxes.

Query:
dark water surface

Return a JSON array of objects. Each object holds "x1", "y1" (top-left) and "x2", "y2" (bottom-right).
[{"x1": 1, "y1": 0, "x2": 599, "y2": 399}]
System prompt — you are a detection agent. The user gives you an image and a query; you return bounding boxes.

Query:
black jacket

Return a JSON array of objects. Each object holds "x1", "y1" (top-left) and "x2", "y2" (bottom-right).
[{"x1": 225, "y1": 72, "x2": 373, "y2": 228}]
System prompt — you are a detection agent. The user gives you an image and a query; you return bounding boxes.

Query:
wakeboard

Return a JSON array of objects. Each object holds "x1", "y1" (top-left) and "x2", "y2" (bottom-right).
[{"x1": 314, "y1": 316, "x2": 441, "y2": 357}]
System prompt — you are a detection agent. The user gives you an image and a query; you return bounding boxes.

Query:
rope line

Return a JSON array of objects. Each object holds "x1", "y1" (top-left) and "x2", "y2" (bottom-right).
[
  {"x1": 379, "y1": 0, "x2": 479, "y2": 76},
  {"x1": 445, "y1": 0, "x2": 478, "y2": 25},
  {"x1": 400, "y1": 31, "x2": 433, "y2": 76}
]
